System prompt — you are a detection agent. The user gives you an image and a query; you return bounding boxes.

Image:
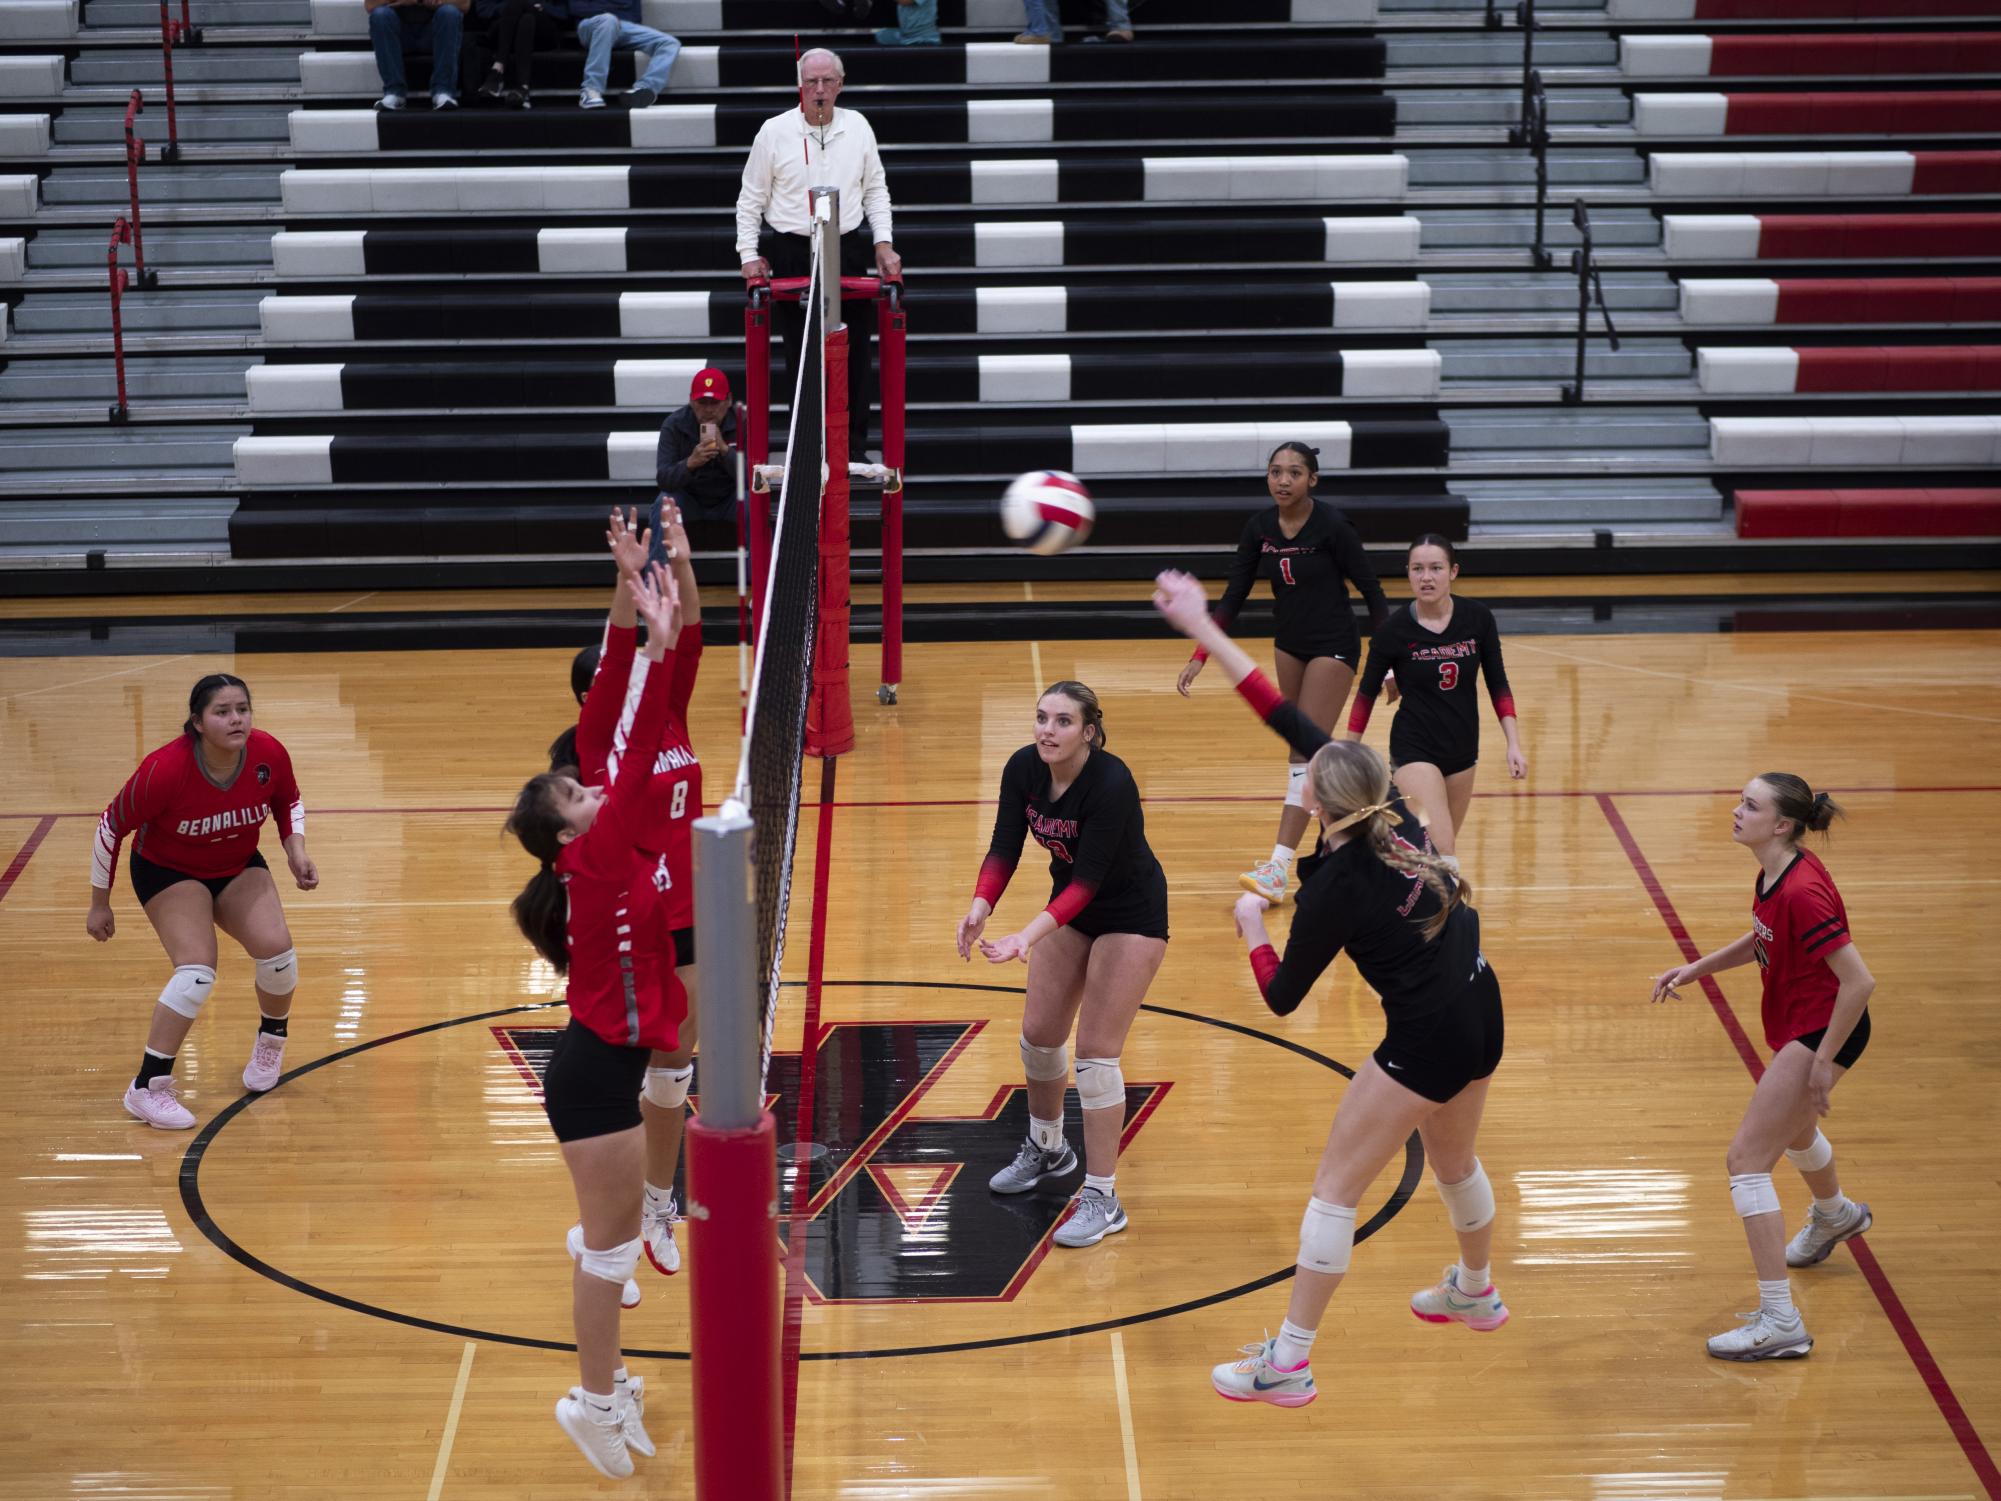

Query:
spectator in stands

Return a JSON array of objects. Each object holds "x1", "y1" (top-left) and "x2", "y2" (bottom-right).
[
  {"x1": 1015, "y1": 0, "x2": 1062, "y2": 42},
  {"x1": 1083, "y1": 0, "x2": 1134, "y2": 43},
  {"x1": 470, "y1": 0, "x2": 573, "y2": 108},
  {"x1": 367, "y1": 0, "x2": 469, "y2": 111},
  {"x1": 651, "y1": 368, "x2": 740, "y2": 545},
  {"x1": 876, "y1": 0, "x2": 941, "y2": 46},
  {"x1": 571, "y1": 0, "x2": 681, "y2": 110},
  {"x1": 736, "y1": 48, "x2": 901, "y2": 460}
]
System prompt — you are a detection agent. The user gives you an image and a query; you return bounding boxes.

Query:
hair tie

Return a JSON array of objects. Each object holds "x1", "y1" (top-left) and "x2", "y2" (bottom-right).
[
  {"x1": 1324, "y1": 798, "x2": 1400, "y2": 835},
  {"x1": 1810, "y1": 791, "x2": 1829, "y2": 808}
]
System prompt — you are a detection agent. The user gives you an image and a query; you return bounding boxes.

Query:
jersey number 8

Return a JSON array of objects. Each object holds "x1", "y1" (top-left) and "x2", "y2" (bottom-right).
[{"x1": 670, "y1": 781, "x2": 689, "y2": 820}]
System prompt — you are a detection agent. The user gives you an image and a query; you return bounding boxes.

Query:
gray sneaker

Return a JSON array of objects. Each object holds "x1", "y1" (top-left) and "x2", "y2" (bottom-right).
[
  {"x1": 989, "y1": 1136, "x2": 1076, "y2": 1194},
  {"x1": 1053, "y1": 1188, "x2": 1127, "y2": 1248},
  {"x1": 1706, "y1": 1308, "x2": 1813, "y2": 1362},
  {"x1": 1785, "y1": 1201, "x2": 1871, "y2": 1267}
]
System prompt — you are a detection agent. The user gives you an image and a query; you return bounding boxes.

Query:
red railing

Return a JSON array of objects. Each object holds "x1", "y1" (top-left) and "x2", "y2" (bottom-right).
[
  {"x1": 121, "y1": 91, "x2": 158, "y2": 289},
  {"x1": 157, "y1": 0, "x2": 198, "y2": 163},
  {"x1": 108, "y1": 219, "x2": 135, "y2": 423}
]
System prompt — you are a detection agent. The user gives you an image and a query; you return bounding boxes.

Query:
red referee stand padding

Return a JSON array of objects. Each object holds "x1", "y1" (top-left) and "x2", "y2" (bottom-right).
[
  {"x1": 687, "y1": 1110, "x2": 783, "y2": 1501},
  {"x1": 808, "y1": 324, "x2": 856, "y2": 758}
]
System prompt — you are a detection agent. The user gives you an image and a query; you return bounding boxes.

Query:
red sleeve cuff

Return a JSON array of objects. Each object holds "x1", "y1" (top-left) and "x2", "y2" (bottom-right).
[
  {"x1": 1044, "y1": 881, "x2": 1096, "y2": 929},
  {"x1": 1346, "y1": 694, "x2": 1376, "y2": 735},
  {"x1": 1235, "y1": 669, "x2": 1285, "y2": 721},
  {"x1": 1492, "y1": 695, "x2": 1516, "y2": 722},
  {"x1": 1190, "y1": 646, "x2": 1209, "y2": 666},
  {"x1": 974, "y1": 854, "x2": 1015, "y2": 908},
  {"x1": 1249, "y1": 944, "x2": 1280, "y2": 999}
]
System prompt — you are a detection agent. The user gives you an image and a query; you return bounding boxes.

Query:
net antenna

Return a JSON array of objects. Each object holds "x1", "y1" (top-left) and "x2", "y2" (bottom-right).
[{"x1": 684, "y1": 208, "x2": 831, "y2": 1501}]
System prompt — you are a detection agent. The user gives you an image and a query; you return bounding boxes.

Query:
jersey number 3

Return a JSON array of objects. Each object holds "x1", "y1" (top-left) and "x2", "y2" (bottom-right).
[{"x1": 1437, "y1": 662, "x2": 1460, "y2": 691}]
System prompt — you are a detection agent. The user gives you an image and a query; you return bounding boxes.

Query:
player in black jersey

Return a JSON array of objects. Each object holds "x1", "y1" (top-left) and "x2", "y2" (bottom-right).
[
  {"x1": 956, "y1": 681, "x2": 1170, "y2": 1250},
  {"x1": 1177, "y1": 442, "x2": 1389, "y2": 907},
  {"x1": 1153, "y1": 569, "x2": 1510, "y2": 1410},
  {"x1": 1347, "y1": 535, "x2": 1526, "y2": 861}
]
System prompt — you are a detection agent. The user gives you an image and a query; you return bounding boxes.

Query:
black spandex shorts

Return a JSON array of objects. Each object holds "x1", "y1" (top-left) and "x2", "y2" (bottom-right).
[
  {"x1": 542, "y1": 1018, "x2": 651, "y2": 1143},
  {"x1": 1390, "y1": 741, "x2": 1479, "y2": 781},
  {"x1": 130, "y1": 847, "x2": 268, "y2": 906},
  {"x1": 1373, "y1": 960, "x2": 1504, "y2": 1104},
  {"x1": 1275, "y1": 639, "x2": 1359, "y2": 671},
  {"x1": 671, "y1": 925, "x2": 695, "y2": 969},
  {"x1": 1788, "y1": 1009, "x2": 1870, "y2": 1071}
]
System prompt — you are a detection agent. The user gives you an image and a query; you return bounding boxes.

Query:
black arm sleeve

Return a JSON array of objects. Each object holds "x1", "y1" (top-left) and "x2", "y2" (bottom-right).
[
  {"x1": 1476, "y1": 602, "x2": 1514, "y2": 709},
  {"x1": 1332, "y1": 516, "x2": 1390, "y2": 631},
  {"x1": 986, "y1": 748, "x2": 1033, "y2": 866},
  {"x1": 656, "y1": 411, "x2": 697, "y2": 495},
  {"x1": 1262, "y1": 878, "x2": 1355, "y2": 1016},
  {"x1": 1356, "y1": 618, "x2": 1400, "y2": 699},
  {"x1": 1209, "y1": 515, "x2": 1264, "y2": 633}
]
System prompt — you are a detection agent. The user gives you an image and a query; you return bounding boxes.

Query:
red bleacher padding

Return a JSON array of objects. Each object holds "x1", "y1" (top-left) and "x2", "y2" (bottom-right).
[
  {"x1": 1709, "y1": 34, "x2": 2001, "y2": 75},
  {"x1": 1721, "y1": 92, "x2": 2001, "y2": 135},
  {"x1": 1737, "y1": 488, "x2": 2001, "y2": 538},
  {"x1": 1794, "y1": 346, "x2": 2001, "y2": 392},
  {"x1": 1771, "y1": 277, "x2": 2001, "y2": 322},
  {"x1": 1699, "y1": 0, "x2": 2001, "y2": 16},
  {"x1": 1755, "y1": 213, "x2": 2001, "y2": 259},
  {"x1": 1910, "y1": 152, "x2": 2001, "y2": 195}
]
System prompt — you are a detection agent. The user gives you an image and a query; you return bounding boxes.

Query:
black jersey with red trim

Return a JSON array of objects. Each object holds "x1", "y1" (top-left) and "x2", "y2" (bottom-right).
[
  {"x1": 1350, "y1": 598, "x2": 1515, "y2": 770},
  {"x1": 975, "y1": 745, "x2": 1168, "y2": 939},
  {"x1": 1752, "y1": 847, "x2": 1854, "y2": 1051},
  {"x1": 1205, "y1": 501, "x2": 1388, "y2": 660}
]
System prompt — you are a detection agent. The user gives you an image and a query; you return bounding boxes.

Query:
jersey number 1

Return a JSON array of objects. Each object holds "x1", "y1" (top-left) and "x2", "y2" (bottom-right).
[{"x1": 1278, "y1": 558, "x2": 1296, "y2": 587}]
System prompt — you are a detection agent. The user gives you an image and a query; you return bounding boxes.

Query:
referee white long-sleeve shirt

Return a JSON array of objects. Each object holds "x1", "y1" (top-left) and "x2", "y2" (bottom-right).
[{"x1": 735, "y1": 106, "x2": 894, "y2": 266}]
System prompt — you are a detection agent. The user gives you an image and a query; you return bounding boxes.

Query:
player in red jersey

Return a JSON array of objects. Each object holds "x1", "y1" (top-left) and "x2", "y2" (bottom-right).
[
  {"x1": 506, "y1": 546, "x2": 683, "y2": 1480},
  {"x1": 1653, "y1": 773, "x2": 1876, "y2": 1363},
  {"x1": 87, "y1": 673, "x2": 318, "y2": 1130},
  {"x1": 579, "y1": 505, "x2": 705, "y2": 1281}
]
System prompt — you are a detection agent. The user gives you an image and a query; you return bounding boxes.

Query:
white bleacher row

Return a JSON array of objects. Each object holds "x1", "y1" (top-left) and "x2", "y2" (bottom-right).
[
  {"x1": 1620, "y1": 37, "x2": 1716, "y2": 75},
  {"x1": 236, "y1": 421, "x2": 1368, "y2": 485},
  {"x1": 1651, "y1": 152, "x2": 1947, "y2": 196},
  {"x1": 278, "y1": 157, "x2": 1409, "y2": 213},
  {"x1": 258, "y1": 282, "x2": 1432, "y2": 342},
  {"x1": 307, "y1": 0, "x2": 1376, "y2": 35},
  {"x1": 0, "y1": 1, "x2": 77, "y2": 42},
  {"x1": 1710, "y1": 415, "x2": 2001, "y2": 466},
  {"x1": 0, "y1": 177, "x2": 39, "y2": 220},
  {"x1": 0, "y1": 58, "x2": 66, "y2": 97},
  {"x1": 0, "y1": 238, "x2": 24, "y2": 282},
  {"x1": 1680, "y1": 280, "x2": 1784, "y2": 323},
  {"x1": 0, "y1": 116, "x2": 51, "y2": 156},
  {"x1": 245, "y1": 350, "x2": 1442, "y2": 410},
  {"x1": 271, "y1": 218, "x2": 1423, "y2": 275}
]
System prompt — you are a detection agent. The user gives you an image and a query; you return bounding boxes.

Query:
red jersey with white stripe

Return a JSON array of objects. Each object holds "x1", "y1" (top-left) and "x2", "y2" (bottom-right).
[
  {"x1": 1751, "y1": 847, "x2": 1852, "y2": 1051},
  {"x1": 559, "y1": 654, "x2": 685, "y2": 1053},
  {"x1": 576, "y1": 621, "x2": 703, "y2": 930},
  {"x1": 93, "y1": 730, "x2": 302, "y2": 888}
]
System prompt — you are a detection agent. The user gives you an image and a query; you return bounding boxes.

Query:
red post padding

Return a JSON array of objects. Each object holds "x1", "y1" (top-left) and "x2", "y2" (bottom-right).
[
  {"x1": 1910, "y1": 152, "x2": 2001, "y2": 196},
  {"x1": 687, "y1": 1112, "x2": 783, "y2": 1501},
  {"x1": 807, "y1": 324, "x2": 854, "y2": 759}
]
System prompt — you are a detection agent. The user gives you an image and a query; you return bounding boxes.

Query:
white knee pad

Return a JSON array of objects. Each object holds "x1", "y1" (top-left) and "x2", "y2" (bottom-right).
[
  {"x1": 1784, "y1": 1131, "x2": 1833, "y2": 1174},
  {"x1": 157, "y1": 964, "x2": 216, "y2": 1020},
  {"x1": 1297, "y1": 1196, "x2": 1356, "y2": 1275},
  {"x1": 1074, "y1": 1055, "x2": 1124, "y2": 1112},
  {"x1": 643, "y1": 1063, "x2": 693, "y2": 1110},
  {"x1": 1435, "y1": 1160, "x2": 1496, "y2": 1233},
  {"x1": 1285, "y1": 762, "x2": 1310, "y2": 809},
  {"x1": 569, "y1": 1226, "x2": 642, "y2": 1286},
  {"x1": 1728, "y1": 1172, "x2": 1781, "y2": 1219},
  {"x1": 254, "y1": 948, "x2": 298, "y2": 997},
  {"x1": 1019, "y1": 1035, "x2": 1069, "y2": 1083}
]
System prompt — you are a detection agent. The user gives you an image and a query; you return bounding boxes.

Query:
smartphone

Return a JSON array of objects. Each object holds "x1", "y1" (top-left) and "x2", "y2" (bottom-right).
[{"x1": 701, "y1": 422, "x2": 722, "y2": 445}]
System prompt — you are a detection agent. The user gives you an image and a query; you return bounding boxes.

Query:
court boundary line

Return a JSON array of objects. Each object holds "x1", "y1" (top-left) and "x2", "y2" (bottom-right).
[
  {"x1": 424, "y1": 1340, "x2": 476, "y2": 1501},
  {"x1": 0, "y1": 815, "x2": 56, "y2": 906},
  {"x1": 1597, "y1": 794, "x2": 2001, "y2": 1501}
]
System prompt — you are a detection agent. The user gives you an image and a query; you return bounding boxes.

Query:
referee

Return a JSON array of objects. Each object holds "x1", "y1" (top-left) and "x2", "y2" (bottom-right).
[{"x1": 735, "y1": 47, "x2": 902, "y2": 459}]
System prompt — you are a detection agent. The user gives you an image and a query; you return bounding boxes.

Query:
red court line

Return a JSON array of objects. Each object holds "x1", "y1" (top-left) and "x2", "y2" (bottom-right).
[
  {"x1": 0, "y1": 815, "x2": 56, "y2": 906},
  {"x1": 1597, "y1": 793, "x2": 2001, "y2": 1501},
  {"x1": 5, "y1": 785, "x2": 1999, "y2": 824},
  {"x1": 781, "y1": 758, "x2": 838, "y2": 1497}
]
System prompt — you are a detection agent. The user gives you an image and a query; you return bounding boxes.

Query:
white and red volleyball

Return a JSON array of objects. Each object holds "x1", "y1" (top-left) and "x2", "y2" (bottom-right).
[{"x1": 1000, "y1": 470, "x2": 1095, "y2": 556}]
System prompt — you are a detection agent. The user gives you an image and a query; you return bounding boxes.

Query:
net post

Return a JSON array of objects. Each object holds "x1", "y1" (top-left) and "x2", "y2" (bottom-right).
[
  {"x1": 686, "y1": 806, "x2": 782, "y2": 1501},
  {"x1": 744, "y1": 287, "x2": 774, "y2": 642},
  {"x1": 806, "y1": 188, "x2": 854, "y2": 759},
  {"x1": 875, "y1": 287, "x2": 905, "y2": 705}
]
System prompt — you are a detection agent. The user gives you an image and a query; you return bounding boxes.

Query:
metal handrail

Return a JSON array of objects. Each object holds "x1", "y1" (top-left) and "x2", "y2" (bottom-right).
[
  {"x1": 1526, "y1": 71, "x2": 1554, "y2": 271},
  {"x1": 121, "y1": 92, "x2": 157, "y2": 290},
  {"x1": 1562, "y1": 200, "x2": 1622, "y2": 405},
  {"x1": 108, "y1": 220, "x2": 135, "y2": 422}
]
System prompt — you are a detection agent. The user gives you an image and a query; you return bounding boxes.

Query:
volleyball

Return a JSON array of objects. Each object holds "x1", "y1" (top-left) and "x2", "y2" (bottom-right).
[{"x1": 1000, "y1": 471, "x2": 1095, "y2": 556}]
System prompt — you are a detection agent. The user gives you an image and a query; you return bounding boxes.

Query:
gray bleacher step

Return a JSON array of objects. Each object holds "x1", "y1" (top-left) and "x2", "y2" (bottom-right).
[
  {"x1": 0, "y1": 424, "x2": 247, "y2": 475},
  {"x1": 1458, "y1": 477, "x2": 1726, "y2": 524},
  {"x1": 0, "y1": 496, "x2": 237, "y2": 549},
  {"x1": 41, "y1": 165, "x2": 285, "y2": 205},
  {"x1": 1386, "y1": 0, "x2": 1605, "y2": 10},
  {"x1": 1420, "y1": 206, "x2": 1660, "y2": 250},
  {"x1": 29, "y1": 226, "x2": 275, "y2": 271},
  {"x1": 1445, "y1": 407, "x2": 1711, "y2": 453},
  {"x1": 11, "y1": 288, "x2": 266, "y2": 334},
  {"x1": 1439, "y1": 337, "x2": 1692, "y2": 381},
  {"x1": 1386, "y1": 34, "x2": 1616, "y2": 67},
  {"x1": 84, "y1": 0, "x2": 310, "y2": 25},
  {"x1": 1392, "y1": 89, "x2": 1629, "y2": 127},
  {"x1": 55, "y1": 105, "x2": 294, "y2": 144},
  {"x1": 0, "y1": 354, "x2": 257, "y2": 401},
  {"x1": 1425, "y1": 271, "x2": 1677, "y2": 314},
  {"x1": 1408, "y1": 149, "x2": 1644, "y2": 188},
  {"x1": 69, "y1": 48, "x2": 305, "y2": 85}
]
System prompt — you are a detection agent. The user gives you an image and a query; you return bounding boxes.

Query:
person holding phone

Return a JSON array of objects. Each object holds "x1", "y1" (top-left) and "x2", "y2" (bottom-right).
[{"x1": 651, "y1": 368, "x2": 740, "y2": 541}]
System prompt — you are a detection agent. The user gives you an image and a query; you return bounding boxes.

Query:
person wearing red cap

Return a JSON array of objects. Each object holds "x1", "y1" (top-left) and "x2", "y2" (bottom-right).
[{"x1": 650, "y1": 366, "x2": 739, "y2": 553}]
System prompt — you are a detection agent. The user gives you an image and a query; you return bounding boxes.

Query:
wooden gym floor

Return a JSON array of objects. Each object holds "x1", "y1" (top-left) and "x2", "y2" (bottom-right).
[{"x1": 1, "y1": 578, "x2": 1998, "y2": 1500}]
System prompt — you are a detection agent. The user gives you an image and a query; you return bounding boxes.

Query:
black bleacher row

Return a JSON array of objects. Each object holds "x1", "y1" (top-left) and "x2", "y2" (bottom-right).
[
  {"x1": 355, "y1": 91, "x2": 1395, "y2": 150},
  {"x1": 312, "y1": 283, "x2": 1406, "y2": 341},
  {"x1": 370, "y1": 35, "x2": 1386, "y2": 93},
  {"x1": 336, "y1": 217, "x2": 1390, "y2": 272}
]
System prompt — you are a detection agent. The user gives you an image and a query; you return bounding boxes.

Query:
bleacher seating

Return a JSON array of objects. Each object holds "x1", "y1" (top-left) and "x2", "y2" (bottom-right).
[
  {"x1": 1736, "y1": 487, "x2": 2001, "y2": 537},
  {"x1": 1698, "y1": 345, "x2": 2001, "y2": 392},
  {"x1": 1622, "y1": 32, "x2": 2001, "y2": 73},
  {"x1": 1680, "y1": 277, "x2": 2001, "y2": 323}
]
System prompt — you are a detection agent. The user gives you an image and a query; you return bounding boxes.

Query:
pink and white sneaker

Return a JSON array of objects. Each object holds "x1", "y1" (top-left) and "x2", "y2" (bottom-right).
[
  {"x1": 1410, "y1": 1264, "x2": 1510, "y2": 1331},
  {"x1": 123, "y1": 1075, "x2": 196, "y2": 1130},
  {"x1": 242, "y1": 1032, "x2": 287, "y2": 1092}
]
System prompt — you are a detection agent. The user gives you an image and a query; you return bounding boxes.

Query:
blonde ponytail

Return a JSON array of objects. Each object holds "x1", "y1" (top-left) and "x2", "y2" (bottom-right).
[{"x1": 1307, "y1": 740, "x2": 1472, "y2": 942}]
